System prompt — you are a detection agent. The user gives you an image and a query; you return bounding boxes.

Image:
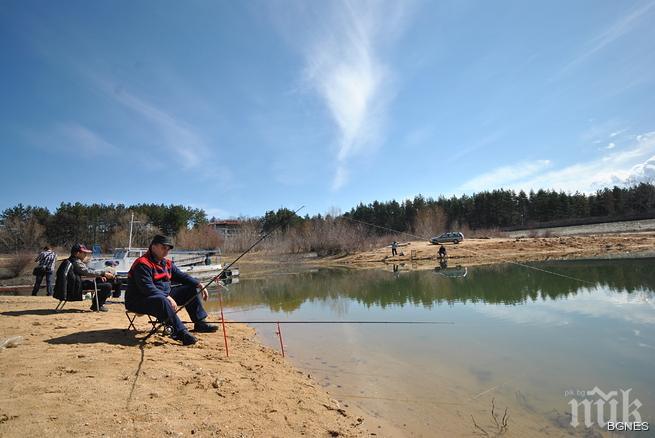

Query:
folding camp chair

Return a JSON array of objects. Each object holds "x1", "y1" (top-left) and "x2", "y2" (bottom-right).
[
  {"x1": 54, "y1": 299, "x2": 67, "y2": 311},
  {"x1": 125, "y1": 312, "x2": 172, "y2": 336},
  {"x1": 91, "y1": 279, "x2": 100, "y2": 311},
  {"x1": 55, "y1": 275, "x2": 100, "y2": 312}
]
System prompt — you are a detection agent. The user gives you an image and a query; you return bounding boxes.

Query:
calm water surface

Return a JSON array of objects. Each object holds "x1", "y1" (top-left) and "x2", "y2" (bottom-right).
[{"x1": 209, "y1": 259, "x2": 655, "y2": 437}]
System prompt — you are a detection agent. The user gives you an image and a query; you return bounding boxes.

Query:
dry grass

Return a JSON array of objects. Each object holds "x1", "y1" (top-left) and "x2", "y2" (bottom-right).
[
  {"x1": 222, "y1": 219, "x2": 400, "y2": 257},
  {"x1": 526, "y1": 229, "x2": 558, "y2": 238},
  {"x1": 459, "y1": 225, "x2": 508, "y2": 239},
  {"x1": 2, "y1": 252, "x2": 34, "y2": 279},
  {"x1": 176, "y1": 224, "x2": 224, "y2": 250}
]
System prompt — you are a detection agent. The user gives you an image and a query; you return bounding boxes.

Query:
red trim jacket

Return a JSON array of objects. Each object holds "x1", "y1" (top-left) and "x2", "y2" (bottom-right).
[{"x1": 126, "y1": 251, "x2": 198, "y2": 298}]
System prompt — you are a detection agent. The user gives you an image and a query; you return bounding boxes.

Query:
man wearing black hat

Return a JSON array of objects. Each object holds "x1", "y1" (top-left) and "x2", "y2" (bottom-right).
[
  {"x1": 124, "y1": 235, "x2": 218, "y2": 346},
  {"x1": 54, "y1": 243, "x2": 115, "y2": 311}
]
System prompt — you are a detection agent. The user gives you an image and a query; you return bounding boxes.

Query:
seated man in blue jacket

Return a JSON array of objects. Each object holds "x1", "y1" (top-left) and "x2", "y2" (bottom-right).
[{"x1": 125, "y1": 235, "x2": 218, "y2": 345}]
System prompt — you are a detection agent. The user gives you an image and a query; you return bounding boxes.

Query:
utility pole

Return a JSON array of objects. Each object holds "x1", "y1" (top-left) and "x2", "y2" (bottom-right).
[{"x1": 128, "y1": 212, "x2": 134, "y2": 250}]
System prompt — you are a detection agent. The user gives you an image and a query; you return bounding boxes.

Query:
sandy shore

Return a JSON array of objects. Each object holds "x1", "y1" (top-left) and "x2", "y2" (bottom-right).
[
  {"x1": 227, "y1": 232, "x2": 655, "y2": 277},
  {"x1": 2, "y1": 232, "x2": 654, "y2": 436},
  {"x1": 334, "y1": 232, "x2": 655, "y2": 269},
  {"x1": 4, "y1": 232, "x2": 655, "y2": 286},
  {"x1": 0, "y1": 296, "x2": 384, "y2": 437}
]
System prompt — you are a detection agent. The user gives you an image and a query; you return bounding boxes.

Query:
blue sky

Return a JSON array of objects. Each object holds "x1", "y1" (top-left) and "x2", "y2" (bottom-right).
[{"x1": 2, "y1": 1, "x2": 655, "y2": 218}]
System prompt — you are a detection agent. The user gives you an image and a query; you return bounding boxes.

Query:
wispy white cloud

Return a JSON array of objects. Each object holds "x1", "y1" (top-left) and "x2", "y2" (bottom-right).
[
  {"x1": 459, "y1": 131, "x2": 655, "y2": 193},
  {"x1": 610, "y1": 129, "x2": 628, "y2": 138},
  {"x1": 581, "y1": 1, "x2": 655, "y2": 58},
  {"x1": 14, "y1": 19, "x2": 231, "y2": 182},
  {"x1": 403, "y1": 125, "x2": 434, "y2": 149},
  {"x1": 299, "y1": 1, "x2": 412, "y2": 190},
  {"x1": 626, "y1": 154, "x2": 655, "y2": 184},
  {"x1": 89, "y1": 78, "x2": 234, "y2": 186},
  {"x1": 190, "y1": 204, "x2": 231, "y2": 221},
  {"x1": 459, "y1": 160, "x2": 551, "y2": 192},
  {"x1": 448, "y1": 129, "x2": 505, "y2": 163},
  {"x1": 606, "y1": 142, "x2": 616, "y2": 150},
  {"x1": 580, "y1": 120, "x2": 627, "y2": 144},
  {"x1": 557, "y1": 1, "x2": 655, "y2": 76},
  {"x1": 56, "y1": 123, "x2": 119, "y2": 156},
  {"x1": 26, "y1": 122, "x2": 119, "y2": 157},
  {"x1": 104, "y1": 85, "x2": 209, "y2": 170}
]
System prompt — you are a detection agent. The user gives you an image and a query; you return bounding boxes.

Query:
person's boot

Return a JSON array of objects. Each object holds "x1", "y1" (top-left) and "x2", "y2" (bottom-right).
[
  {"x1": 172, "y1": 330, "x2": 197, "y2": 346},
  {"x1": 194, "y1": 320, "x2": 219, "y2": 333},
  {"x1": 90, "y1": 304, "x2": 109, "y2": 312}
]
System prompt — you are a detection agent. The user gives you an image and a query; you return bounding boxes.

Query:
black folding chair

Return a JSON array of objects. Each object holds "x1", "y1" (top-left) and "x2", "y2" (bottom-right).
[{"x1": 125, "y1": 311, "x2": 172, "y2": 336}]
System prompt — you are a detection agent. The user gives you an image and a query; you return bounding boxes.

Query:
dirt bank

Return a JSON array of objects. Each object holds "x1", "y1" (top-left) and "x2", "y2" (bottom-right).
[
  {"x1": 335, "y1": 232, "x2": 655, "y2": 269},
  {"x1": 225, "y1": 232, "x2": 655, "y2": 276},
  {"x1": 0, "y1": 296, "x2": 386, "y2": 437},
  {"x1": 4, "y1": 230, "x2": 655, "y2": 286}
]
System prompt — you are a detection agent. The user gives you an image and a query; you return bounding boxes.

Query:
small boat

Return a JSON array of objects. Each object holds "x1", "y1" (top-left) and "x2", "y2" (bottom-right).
[
  {"x1": 88, "y1": 248, "x2": 239, "y2": 283},
  {"x1": 87, "y1": 214, "x2": 238, "y2": 290}
]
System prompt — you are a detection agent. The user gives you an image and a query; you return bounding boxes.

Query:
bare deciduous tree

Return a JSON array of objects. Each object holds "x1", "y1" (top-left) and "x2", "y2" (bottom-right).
[
  {"x1": 176, "y1": 225, "x2": 224, "y2": 250},
  {"x1": 0, "y1": 216, "x2": 45, "y2": 253},
  {"x1": 414, "y1": 206, "x2": 448, "y2": 238}
]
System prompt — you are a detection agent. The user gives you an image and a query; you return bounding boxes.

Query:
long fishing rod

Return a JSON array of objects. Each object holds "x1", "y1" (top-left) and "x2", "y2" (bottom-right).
[
  {"x1": 174, "y1": 320, "x2": 455, "y2": 324},
  {"x1": 202, "y1": 207, "x2": 303, "y2": 291},
  {"x1": 342, "y1": 215, "x2": 595, "y2": 285},
  {"x1": 143, "y1": 205, "x2": 306, "y2": 340}
]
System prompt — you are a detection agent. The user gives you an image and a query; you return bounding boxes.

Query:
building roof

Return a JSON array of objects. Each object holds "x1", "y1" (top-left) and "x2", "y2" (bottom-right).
[{"x1": 209, "y1": 220, "x2": 241, "y2": 226}]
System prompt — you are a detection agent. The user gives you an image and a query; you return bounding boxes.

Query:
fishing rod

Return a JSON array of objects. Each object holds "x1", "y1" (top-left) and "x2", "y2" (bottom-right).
[
  {"x1": 203, "y1": 208, "x2": 302, "y2": 291},
  {"x1": 174, "y1": 320, "x2": 455, "y2": 325},
  {"x1": 342, "y1": 215, "x2": 595, "y2": 285},
  {"x1": 143, "y1": 205, "x2": 306, "y2": 341}
]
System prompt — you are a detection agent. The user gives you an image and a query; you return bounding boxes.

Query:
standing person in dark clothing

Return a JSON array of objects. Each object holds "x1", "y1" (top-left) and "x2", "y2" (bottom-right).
[
  {"x1": 438, "y1": 245, "x2": 447, "y2": 260},
  {"x1": 391, "y1": 241, "x2": 398, "y2": 257},
  {"x1": 32, "y1": 245, "x2": 56, "y2": 296},
  {"x1": 125, "y1": 235, "x2": 217, "y2": 346}
]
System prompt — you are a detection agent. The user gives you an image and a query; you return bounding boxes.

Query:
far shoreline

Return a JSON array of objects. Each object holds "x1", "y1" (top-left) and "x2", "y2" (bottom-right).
[
  {"x1": 4, "y1": 232, "x2": 655, "y2": 291},
  {"x1": 224, "y1": 231, "x2": 655, "y2": 278}
]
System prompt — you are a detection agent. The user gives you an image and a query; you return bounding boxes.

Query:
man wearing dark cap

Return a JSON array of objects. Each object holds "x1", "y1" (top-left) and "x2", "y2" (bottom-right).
[
  {"x1": 125, "y1": 235, "x2": 218, "y2": 346},
  {"x1": 54, "y1": 243, "x2": 115, "y2": 311}
]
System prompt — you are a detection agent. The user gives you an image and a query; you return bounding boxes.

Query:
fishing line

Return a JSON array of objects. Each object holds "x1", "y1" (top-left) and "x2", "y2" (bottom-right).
[
  {"x1": 203, "y1": 204, "x2": 305, "y2": 291},
  {"x1": 174, "y1": 320, "x2": 455, "y2": 325},
  {"x1": 343, "y1": 216, "x2": 595, "y2": 285},
  {"x1": 334, "y1": 217, "x2": 584, "y2": 408},
  {"x1": 220, "y1": 305, "x2": 271, "y2": 315},
  {"x1": 328, "y1": 393, "x2": 464, "y2": 406},
  {"x1": 303, "y1": 366, "x2": 394, "y2": 379}
]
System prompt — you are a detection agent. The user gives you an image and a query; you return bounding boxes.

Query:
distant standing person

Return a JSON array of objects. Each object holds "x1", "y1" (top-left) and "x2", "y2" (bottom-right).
[
  {"x1": 32, "y1": 245, "x2": 57, "y2": 296},
  {"x1": 391, "y1": 241, "x2": 398, "y2": 257},
  {"x1": 438, "y1": 245, "x2": 447, "y2": 259}
]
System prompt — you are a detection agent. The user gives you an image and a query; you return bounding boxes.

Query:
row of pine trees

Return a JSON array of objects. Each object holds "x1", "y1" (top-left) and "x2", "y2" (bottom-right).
[{"x1": 2, "y1": 183, "x2": 655, "y2": 252}]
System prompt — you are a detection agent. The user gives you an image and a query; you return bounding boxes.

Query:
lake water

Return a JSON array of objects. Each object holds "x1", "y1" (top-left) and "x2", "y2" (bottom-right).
[{"x1": 209, "y1": 259, "x2": 655, "y2": 437}]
